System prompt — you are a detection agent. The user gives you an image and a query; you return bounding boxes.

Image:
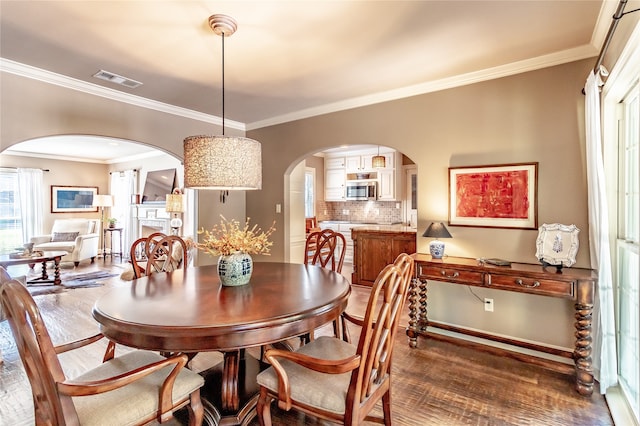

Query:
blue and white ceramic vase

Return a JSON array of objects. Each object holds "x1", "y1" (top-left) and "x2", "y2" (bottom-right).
[{"x1": 217, "y1": 251, "x2": 253, "y2": 286}]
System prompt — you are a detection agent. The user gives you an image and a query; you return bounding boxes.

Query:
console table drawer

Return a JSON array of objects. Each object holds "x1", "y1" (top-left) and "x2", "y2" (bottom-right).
[
  {"x1": 485, "y1": 274, "x2": 575, "y2": 298},
  {"x1": 419, "y1": 265, "x2": 483, "y2": 285}
]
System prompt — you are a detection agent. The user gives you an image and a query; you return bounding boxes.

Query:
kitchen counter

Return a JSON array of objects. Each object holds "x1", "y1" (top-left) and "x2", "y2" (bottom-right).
[
  {"x1": 349, "y1": 224, "x2": 417, "y2": 232},
  {"x1": 318, "y1": 221, "x2": 415, "y2": 265}
]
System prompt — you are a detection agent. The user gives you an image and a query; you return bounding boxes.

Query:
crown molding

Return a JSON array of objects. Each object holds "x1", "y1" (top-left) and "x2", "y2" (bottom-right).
[
  {"x1": 4, "y1": 148, "x2": 165, "y2": 165},
  {"x1": 1, "y1": 43, "x2": 597, "y2": 134},
  {"x1": 0, "y1": 58, "x2": 246, "y2": 132},
  {"x1": 246, "y1": 44, "x2": 598, "y2": 130}
]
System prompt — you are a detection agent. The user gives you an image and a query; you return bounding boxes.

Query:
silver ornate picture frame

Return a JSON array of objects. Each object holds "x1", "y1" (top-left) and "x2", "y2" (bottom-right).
[{"x1": 535, "y1": 223, "x2": 580, "y2": 267}]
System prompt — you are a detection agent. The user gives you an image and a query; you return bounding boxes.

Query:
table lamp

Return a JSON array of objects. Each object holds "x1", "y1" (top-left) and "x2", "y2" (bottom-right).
[
  {"x1": 165, "y1": 194, "x2": 184, "y2": 235},
  {"x1": 422, "y1": 222, "x2": 452, "y2": 259}
]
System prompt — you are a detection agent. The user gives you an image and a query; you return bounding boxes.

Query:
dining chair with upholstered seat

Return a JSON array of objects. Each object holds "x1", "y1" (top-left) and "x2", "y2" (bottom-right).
[
  {"x1": 339, "y1": 252, "x2": 415, "y2": 344},
  {"x1": 301, "y1": 228, "x2": 347, "y2": 343},
  {"x1": 305, "y1": 228, "x2": 346, "y2": 274},
  {"x1": 261, "y1": 229, "x2": 347, "y2": 359},
  {"x1": 130, "y1": 233, "x2": 190, "y2": 279},
  {"x1": 256, "y1": 253, "x2": 414, "y2": 426},
  {"x1": 0, "y1": 279, "x2": 205, "y2": 425},
  {"x1": 144, "y1": 234, "x2": 189, "y2": 276},
  {"x1": 130, "y1": 232, "x2": 167, "y2": 279}
]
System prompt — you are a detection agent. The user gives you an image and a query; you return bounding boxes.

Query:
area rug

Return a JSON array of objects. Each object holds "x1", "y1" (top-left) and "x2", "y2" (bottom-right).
[
  {"x1": 27, "y1": 270, "x2": 118, "y2": 296},
  {"x1": 61, "y1": 270, "x2": 119, "y2": 288}
]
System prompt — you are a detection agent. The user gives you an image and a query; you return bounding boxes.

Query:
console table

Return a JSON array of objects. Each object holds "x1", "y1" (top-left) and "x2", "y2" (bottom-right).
[{"x1": 406, "y1": 253, "x2": 597, "y2": 396}]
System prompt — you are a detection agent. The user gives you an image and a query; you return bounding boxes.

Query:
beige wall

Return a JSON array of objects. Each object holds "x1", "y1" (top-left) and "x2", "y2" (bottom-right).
[
  {"x1": 0, "y1": 71, "x2": 247, "y2": 255},
  {"x1": 1, "y1": 154, "x2": 110, "y2": 232},
  {"x1": 247, "y1": 59, "x2": 594, "y2": 349},
  {"x1": 0, "y1": 57, "x2": 600, "y2": 350},
  {"x1": 248, "y1": 60, "x2": 593, "y2": 265}
]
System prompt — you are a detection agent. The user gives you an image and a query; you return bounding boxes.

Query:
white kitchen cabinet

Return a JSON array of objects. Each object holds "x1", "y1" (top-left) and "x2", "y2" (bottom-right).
[
  {"x1": 377, "y1": 153, "x2": 402, "y2": 201},
  {"x1": 378, "y1": 170, "x2": 395, "y2": 200},
  {"x1": 380, "y1": 152, "x2": 395, "y2": 169},
  {"x1": 325, "y1": 168, "x2": 345, "y2": 201},
  {"x1": 338, "y1": 223, "x2": 354, "y2": 264},
  {"x1": 346, "y1": 154, "x2": 374, "y2": 172},
  {"x1": 325, "y1": 156, "x2": 345, "y2": 169}
]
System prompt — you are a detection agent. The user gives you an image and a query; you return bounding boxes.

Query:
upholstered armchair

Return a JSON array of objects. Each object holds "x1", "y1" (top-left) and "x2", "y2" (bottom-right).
[{"x1": 30, "y1": 218, "x2": 100, "y2": 266}]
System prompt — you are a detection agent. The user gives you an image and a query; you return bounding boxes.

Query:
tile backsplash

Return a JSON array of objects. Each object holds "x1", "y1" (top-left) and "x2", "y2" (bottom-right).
[{"x1": 317, "y1": 200, "x2": 404, "y2": 224}]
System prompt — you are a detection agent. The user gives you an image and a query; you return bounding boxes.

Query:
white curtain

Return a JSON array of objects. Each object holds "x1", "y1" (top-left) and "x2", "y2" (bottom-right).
[
  {"x1": 17, "y1": 168, "x2": 43, "y2": 242},
  {"x1": 110, "y1": 169, "x2": 137, "y2": 256},
  {"x1": 584, "y1": 70, "x2": 618, "y2": 393}
]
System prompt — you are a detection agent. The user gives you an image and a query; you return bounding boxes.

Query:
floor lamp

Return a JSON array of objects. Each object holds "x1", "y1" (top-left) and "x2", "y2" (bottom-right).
[{"x1": 93, "y1": 195, "x2": 113, "y2": 254}]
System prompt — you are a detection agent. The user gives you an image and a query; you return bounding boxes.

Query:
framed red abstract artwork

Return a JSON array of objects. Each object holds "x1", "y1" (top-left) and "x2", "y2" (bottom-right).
[{"x1": 448, "y1": 163, "x2": 538, "y2": 229}]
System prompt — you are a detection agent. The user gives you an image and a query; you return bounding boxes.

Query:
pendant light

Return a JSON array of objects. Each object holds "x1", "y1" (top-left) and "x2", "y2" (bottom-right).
[
  {"x1": 372, "y1": 146, "x2": 386, "y2": 168},
  {"x1": 184, "y1": 14, "x2": 262, "y2": 190}
]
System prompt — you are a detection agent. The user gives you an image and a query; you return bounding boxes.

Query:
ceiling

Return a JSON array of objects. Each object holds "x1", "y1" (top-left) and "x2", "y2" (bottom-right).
[{"x1": 1, "y1": 1, "x2": 612, "y2": 162}]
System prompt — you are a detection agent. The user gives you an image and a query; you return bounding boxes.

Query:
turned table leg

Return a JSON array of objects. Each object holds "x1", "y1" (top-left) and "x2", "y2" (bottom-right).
[
  {"x1": 52, "y1": 255, "x2": 62, "y2": 285},
  {"x1": 407, "y1": 278, "x2": 419, "y2": 348},
  {"x1": 574, "y1": 279, "x2": 595, "y2": 396},
  {"x1": 39, "y1": 260, "x2": 49, "y2": 281},
  {"x1": 407, "y1": 278, "x2": 429, "y2": 348}
]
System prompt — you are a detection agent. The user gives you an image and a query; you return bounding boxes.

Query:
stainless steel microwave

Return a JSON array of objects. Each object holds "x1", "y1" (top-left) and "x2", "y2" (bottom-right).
[{"x1": 345, "y1": 181, "x2": 377, "y2": 201}]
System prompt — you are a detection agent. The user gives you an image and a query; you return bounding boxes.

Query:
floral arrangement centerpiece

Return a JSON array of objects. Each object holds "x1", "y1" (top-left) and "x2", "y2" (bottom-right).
[{"x1": 197, "y1": 215, "x2": 276, "y2": 286}]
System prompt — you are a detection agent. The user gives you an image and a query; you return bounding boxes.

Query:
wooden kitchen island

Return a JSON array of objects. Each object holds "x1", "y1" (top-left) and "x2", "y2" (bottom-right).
[{"x1": 351, "y1": 225, "x2": 417, "y2": 286}]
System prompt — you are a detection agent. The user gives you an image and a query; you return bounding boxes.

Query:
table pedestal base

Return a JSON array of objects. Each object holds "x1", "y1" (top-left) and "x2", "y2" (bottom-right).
[{"x1": 198, "y1": 350, "x2": 267, "y2": 426}]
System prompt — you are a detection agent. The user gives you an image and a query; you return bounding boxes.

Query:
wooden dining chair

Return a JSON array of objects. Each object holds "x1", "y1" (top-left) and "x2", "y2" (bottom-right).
[
  {"x1": 339, "y1": 252, "x2": 415, "y2": 343},
  {"x1": 305, "y1": 216, "x2": 318, "y2": 234},
  {"x1": 303, "y1": 229, "x2": 346, "y2": 341},
  {"x1": 144, "y1": 234, "x2": 189, "y2": 276},
  {"x1": 130, "y1": 233, "x2": 189, "y2": 279},
  {"x1": 0, "y1": 278, "x2": 205, "y2": 426},
  {"x1": 304, "y1": 228, "x2": 346, "y2": 274},
  {"x1": 256, "y1": 253, "x2": 414, "y2": 426},
  {"x1": 130, "y1": 232, "x2": 167, "y2": 278}
]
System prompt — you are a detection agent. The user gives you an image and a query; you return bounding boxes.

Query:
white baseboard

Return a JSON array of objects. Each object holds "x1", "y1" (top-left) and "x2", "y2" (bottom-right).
[{"x1": 606, "y1": 386, "x2": 639, "y2": 426}]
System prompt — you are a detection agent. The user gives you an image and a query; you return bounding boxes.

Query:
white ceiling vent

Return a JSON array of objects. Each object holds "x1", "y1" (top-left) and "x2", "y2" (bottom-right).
[{"x1": 93, "y1": 70, "x2": 142, "y2": 88}]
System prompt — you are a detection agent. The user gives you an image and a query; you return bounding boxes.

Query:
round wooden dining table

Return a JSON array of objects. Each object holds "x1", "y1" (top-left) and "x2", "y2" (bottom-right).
[{"x1": 92, "y1": 262, "x2": 351, "y2": 426}]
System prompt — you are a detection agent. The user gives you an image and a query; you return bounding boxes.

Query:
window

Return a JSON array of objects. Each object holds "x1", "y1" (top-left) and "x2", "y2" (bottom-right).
[
  {"x1": 304, "y1": 168, "x2": 315, "y2": 218},
  {"x1": 0, "y1": 169, "x2": 22, "y2": 254},
  {"x1": 617, "y1": 81, "x2": 640, "y2": 421}
]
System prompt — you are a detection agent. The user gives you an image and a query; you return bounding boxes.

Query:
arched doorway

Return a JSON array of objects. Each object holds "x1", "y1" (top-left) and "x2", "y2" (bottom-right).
[
  {"x1": 285, "y1": 145, "x2": 417, "y2": 264},
  {"x1": 0, "y1": 135, "x2": 188, "y2": 256}
]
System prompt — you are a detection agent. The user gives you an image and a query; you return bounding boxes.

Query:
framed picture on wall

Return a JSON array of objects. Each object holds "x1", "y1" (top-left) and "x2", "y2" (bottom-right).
[
  {"x1": 448, "y1": 162, "x2": 538, "y2": 229},
  {"x1": 535, "y1": 223, "x2": 580, "y2": 267},
  {"x1": 51, "y1": 185, "x2": 98, "y2": 213}
]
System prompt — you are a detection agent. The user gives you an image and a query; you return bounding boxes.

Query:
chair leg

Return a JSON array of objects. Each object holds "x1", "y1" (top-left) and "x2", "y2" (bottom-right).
[
  {"x1": 257, "y1": 387, "x2": 273, "y2": 426},
  {"x1": 187, "y1": 389, "x2": 204, "y2": 426},
  {"x1": 382, "y1": 389, "x2": 392, "y2": 426},
  {"x1": 340, "y1": 315, "x2": 352, "y2": 343}
]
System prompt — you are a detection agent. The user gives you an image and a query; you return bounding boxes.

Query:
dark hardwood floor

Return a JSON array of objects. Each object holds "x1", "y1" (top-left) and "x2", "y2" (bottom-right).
[{"x1": 0, "y1": 258, "x2": 613, "y2": 425}]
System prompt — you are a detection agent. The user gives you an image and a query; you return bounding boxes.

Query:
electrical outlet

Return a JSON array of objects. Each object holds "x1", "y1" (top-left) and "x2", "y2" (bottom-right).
[{"x1": 484, "y1": 298, "x2": 494, "y2": 312}]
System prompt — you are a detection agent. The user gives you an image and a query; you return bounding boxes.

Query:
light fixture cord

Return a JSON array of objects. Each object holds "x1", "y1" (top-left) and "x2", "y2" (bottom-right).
[{"x1": 221, "y1": 31, "x2": 225, "y2": 135}]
